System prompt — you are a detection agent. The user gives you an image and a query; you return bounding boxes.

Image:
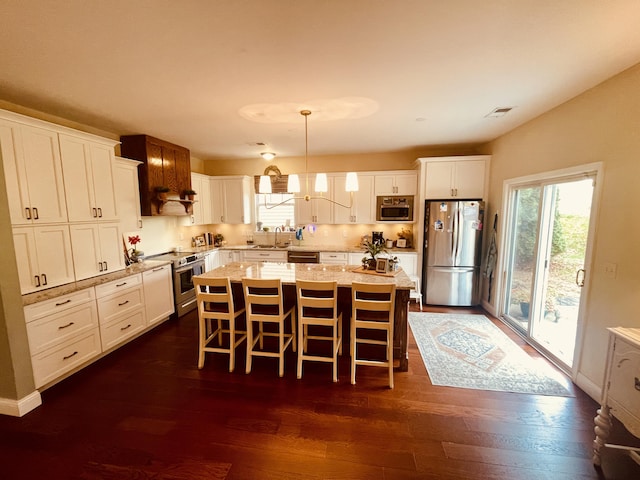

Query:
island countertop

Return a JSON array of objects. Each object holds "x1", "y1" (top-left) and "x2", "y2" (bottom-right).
[
  {"x1": 197, "y1": 262, "x2": 415, "y2": 290},
  {"x1": 198, "y1": 261, "x2": 414, "y2": 371}
]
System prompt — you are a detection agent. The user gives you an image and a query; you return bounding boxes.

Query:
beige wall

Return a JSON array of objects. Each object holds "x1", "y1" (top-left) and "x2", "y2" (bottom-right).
[{"x1": 486, "y1": 62, "x2": 640, "y2": 393}]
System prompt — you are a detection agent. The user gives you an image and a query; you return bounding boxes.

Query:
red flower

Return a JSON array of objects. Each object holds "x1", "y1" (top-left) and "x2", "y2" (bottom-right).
[{"x1": 128, "y1": 235, "x2": 141, "y2": 246}]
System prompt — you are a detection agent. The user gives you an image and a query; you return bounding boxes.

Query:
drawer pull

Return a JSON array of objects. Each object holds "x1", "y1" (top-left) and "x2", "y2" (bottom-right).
[
  {"x1": 58, "y1": 322, "x2": 75, "y2": 330},
  {"x1": 118, "y1": 300, "x2": 130, "y2": 307},
  {"x1": 635, "y1": 377, "x2": 640, "y2": 391},
  {"x1": 153, "y1": 267, "x2": 163, "y2": 272},
  {"x1": 116, "y1": 282, "x2": 127, "y2": 287},
  {"x1": 63, "y1": 351, "x2": 78, "y2": 361},
  {"x1": 55, "y1": 299, "x2": 72, "y2": 307},
  {"x1": 120, "y1": 324, "x2": 132, "y2": 331}
]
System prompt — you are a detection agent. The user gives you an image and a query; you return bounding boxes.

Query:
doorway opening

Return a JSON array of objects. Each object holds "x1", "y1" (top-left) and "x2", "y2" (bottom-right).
[{"x1": 499, "y1": 164, "x2": 600, "y2": 373}]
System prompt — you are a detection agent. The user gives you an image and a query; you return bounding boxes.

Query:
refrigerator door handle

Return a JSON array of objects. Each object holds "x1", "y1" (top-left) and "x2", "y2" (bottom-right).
[{"x1": 451, "y1": 203, "x2": 460, "y2": 264}]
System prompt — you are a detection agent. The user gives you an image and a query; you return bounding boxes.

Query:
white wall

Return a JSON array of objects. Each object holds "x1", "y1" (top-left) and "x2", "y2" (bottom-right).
[{"x1": 485, "y1": 62, "x2": 640, "y2": 397}]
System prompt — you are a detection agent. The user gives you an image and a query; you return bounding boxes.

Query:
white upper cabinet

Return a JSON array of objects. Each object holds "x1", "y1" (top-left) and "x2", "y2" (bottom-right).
[
  {"x1": 69, "y1": 222, "x2": 125, "y2": 280},
  {"x1": 333, "y1": 173, "x2": 375, "y2": 224},
  {"x1": 210, "y1": 175, "x2": 251, "y2": 224},
  {"x1": 295, "y1": 173, "x2": 333, "y2": 224},
  {"x1": 113, "y1": 157, "x2": 143, "y2": 233},
  {"x1": 374, "y1": 172, "x2": 417, "y2": 196},
  {"x1": 0, "y1": 119, "x2": 68, "y2": 225},
  {"x1": 13, "y1": 225, "x2": 75, "y2": 294},
  {"x1": 190, "y1": 172, "x2": 212, "y2": 225},
  {"x1": 424, "y1": 156, "x2": 488, "y2": 199},
  {"x1": 59, "y1": 134, "x2": 119, "y2": 223}
]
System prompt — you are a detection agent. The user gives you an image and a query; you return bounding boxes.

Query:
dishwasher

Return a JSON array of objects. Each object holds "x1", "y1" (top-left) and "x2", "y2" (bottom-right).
[{"x1": 287, "y1": 250, "x2": 320, "y2": 263}]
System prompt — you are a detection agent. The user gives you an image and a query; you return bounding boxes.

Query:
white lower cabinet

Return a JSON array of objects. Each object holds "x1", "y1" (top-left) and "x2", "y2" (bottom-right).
[
  {"x1": 349, "y1": 252, "x2": 365, "y2": 265},
  {"x1": 142, "y1": 264, "x2": 175, "y2": 326},
  {"x1": 219, "y1": 249, "x2": 242, "y2": 264},
  {"x1": 24, "y1": 288, "x2": 101, "y2": 388},
  {"x1": 96, "y1": 273, "x2": 146, "y2": 351},
  {"x1": 204, "y1": 250, "x2": 220, "y2": 272},
  {"x1": 320, "y1": 251, "x2": 348, "y2": 265},
  {"x1": 391, "y1": 252, "x2": 418, "y2": 276}
]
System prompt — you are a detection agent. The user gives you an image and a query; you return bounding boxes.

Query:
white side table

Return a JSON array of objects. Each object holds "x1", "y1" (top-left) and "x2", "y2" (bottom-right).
[{"x1": 593, "y1": 327, "x2": 640, "y2": 466}]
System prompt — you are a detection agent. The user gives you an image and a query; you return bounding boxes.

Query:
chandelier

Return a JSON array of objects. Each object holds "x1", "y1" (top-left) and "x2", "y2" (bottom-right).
[{"x1": 258, "y1": 110, "x2": 358, "y2": 209}]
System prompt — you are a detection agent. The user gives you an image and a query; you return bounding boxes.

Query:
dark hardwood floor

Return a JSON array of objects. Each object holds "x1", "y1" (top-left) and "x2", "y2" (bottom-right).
[{"x1": 1, "y1": 303, "x2": 638, "y2": 479}]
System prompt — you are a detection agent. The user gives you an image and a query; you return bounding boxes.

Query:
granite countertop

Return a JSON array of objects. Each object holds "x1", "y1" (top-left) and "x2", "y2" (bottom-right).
[
  {"x1": 192, "y1": 244, "x2": 417, "y2": 254},
  {"x1": 199, "y1": 262, "x2": 415, "y2": 290},
  {"x1": 22, "y1": 260, "x2": 171, "y2": 306}
]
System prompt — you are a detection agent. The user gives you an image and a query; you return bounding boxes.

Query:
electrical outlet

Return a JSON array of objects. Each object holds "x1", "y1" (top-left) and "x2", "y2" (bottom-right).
[{"x1": 604, "y1": 262, "x2": 617, "y2": 279}]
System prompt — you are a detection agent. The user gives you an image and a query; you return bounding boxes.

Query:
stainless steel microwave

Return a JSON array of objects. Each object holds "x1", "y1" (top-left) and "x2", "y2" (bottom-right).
[{"x1": 376, "y1": 196, "x2": 414, "y2": 222}]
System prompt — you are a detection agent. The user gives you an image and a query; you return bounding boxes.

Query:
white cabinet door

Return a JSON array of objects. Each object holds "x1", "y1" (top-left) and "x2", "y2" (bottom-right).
[
  {"x1": 374, "y1": 173, "x2": 417, "y2": 196},
  {"x1": 205, "y1": 250, "x2": 220, "y2": 271},
  {"x1": 190, "y1": 172, "x2": 212, "y2": 225},
  {"x1": 210, "y1": 177, "x2": 223, "y2": 223},
  {"x1": 295, "y1": 174, "x2": 333, "y2": 224},
  {"x1": 349, "y1": 252, "x2": 365, "y2": 265},
  {"x1": 218, "y1": 249, "x2": 241, "y2": 264},
  {"x1": 0, "y1": 121, "x2": 68, "y2": 225},
  {"x1": 319, "y1": 251, "x2": 348, "y2": 264},
  {"x1": 113, "y1": 157, "x2": 142, "y2": 233},
  {"x1": 143, "y1": 264, "x2": 175, "y2": 325},
  {"x1": 223, "y1": 176, "x2": 251, "y2": 224},
  {"x1": 392, "y1": 252, "x2": 418, "y2": 277},
  {"x1": 334, "y1": 174, "x2": 375, "y2": 224},
  {"x1": 424, "y1": 158, "x2": 487, "y2": 199},
  {"x1": 13, "y1": 225, "x2": 75, "y2": 294},
  {"x1": 454, "y1": 159, "x2": 486, "y2": 199},
  {"x1": 69, "y1": 222, "x2": 124, "y2": 280},
  {"x1": 60, "y1": 134, "x2": 118, "y2": 222}
]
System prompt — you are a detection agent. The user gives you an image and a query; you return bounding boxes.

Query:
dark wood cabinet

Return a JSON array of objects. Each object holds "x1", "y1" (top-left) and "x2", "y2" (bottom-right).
[{"x1": 120, "y1": 135, "x2": 192, "y2": 216}]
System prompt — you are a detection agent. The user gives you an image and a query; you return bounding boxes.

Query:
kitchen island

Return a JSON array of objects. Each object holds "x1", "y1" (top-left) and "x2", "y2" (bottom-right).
[{"x1": 197, "y1": 262, "x2": 414, "y2": 371}]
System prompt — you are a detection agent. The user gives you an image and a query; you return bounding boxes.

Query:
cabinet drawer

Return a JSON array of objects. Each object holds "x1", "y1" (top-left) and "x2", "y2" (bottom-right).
[
  {"x1": 609, "y1": 337, "x2": 640, "y2": 432},
  {"x1": 97, "y1": 286, "x2": 144, "y2": 324},
  {"x1": 24, "y1": 288, "x2": 95, "y2": 323},
  {"x1": 100, "y1": 308, "x2": 146, "y2": 351},
  {"x1": 31, "y1": 330, "x2": 101, "y2": 388},
  {"x1": 95, "y1": 273, "x2": 142, "y2": 298},
  {"x1": 26, "y1": 301, "x2": 99, "y2": 355},
  {"x1": 243, "y1": 250, "x2": 287, "y2": 262},
  {"x1": 320, "y1": 252, "x2": 348, "y2": 264}
]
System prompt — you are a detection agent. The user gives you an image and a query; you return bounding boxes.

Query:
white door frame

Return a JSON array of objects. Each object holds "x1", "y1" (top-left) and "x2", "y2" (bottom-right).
[{"x1": 493, "y1": 162, "x2": 603, "y2": 379}]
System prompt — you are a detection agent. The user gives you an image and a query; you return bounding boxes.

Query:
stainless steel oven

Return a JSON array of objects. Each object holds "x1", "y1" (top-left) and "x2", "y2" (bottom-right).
[{"x1": 151, "y1": 252, "x2": 205, "y2": 317}]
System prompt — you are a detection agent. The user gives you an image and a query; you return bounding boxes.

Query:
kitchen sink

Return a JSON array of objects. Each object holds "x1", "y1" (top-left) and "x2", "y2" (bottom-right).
[{"x1": 251, "y1": 244, "x2": 289, "y2": 249}]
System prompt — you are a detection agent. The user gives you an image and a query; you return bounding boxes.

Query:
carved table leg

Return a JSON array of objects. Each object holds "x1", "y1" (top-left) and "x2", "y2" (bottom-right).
[{"x1": 593, "y1": 405, "x2": 613, "y2": 466}]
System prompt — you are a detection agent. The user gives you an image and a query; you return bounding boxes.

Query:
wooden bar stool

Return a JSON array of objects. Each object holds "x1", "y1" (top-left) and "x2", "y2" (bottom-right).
[
  {"x1": 242, "y1": 278, "x2": 296, "y2": 377},
  {"x1": 193, "y1": 276, "x2": 246, "y2": 372},
  {"x1": 350, "y1": 281, "x2": 396, "y2": 388},
  {"x1": 296, "y1": 280, "x2": 343, "y2": 382}
]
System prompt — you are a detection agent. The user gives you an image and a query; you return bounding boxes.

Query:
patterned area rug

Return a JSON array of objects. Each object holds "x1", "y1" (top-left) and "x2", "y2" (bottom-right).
[{"x1": 409, "y1": 312, "x2": 573, "y2": 396}]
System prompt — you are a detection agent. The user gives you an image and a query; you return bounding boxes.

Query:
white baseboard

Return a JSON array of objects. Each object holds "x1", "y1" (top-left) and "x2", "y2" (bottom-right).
[
  {"x1": 575, "y1": 372, "x2": 601, "y2": 403},
  {"x1": 0, "y1": 390, "x2": 42, "y2": 417}
]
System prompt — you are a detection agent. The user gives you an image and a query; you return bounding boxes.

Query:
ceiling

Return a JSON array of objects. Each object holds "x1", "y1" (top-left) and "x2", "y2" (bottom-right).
[{"x1": 2, "y1": 1, "x2": 640, "y2": 161}]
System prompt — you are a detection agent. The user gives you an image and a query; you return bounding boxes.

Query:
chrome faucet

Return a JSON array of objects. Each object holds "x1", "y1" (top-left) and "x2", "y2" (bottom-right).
[{"x1": 274, "y1": 226, "x2": 282, "y2": 246}]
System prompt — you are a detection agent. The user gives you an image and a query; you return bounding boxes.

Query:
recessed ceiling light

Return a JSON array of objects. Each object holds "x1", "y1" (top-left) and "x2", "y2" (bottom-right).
[
  {"x1": 260, "y1": 152, "x2": 276, "y2": 160},
  {"x1": 485, "y1": 107, "x2": 514, "y2": 118}
]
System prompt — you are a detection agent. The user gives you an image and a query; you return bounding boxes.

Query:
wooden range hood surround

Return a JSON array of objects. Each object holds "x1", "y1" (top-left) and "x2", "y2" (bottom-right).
[{"x1": 120, "y1": 134, "x2": 193, "y2": 216}]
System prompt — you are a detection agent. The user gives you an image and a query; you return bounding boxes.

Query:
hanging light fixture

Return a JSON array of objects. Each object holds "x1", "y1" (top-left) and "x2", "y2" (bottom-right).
[
  {"x1": 261, "y1": 110, "x2": 358, "y2": 209},
  {"x1": 260, "y1": 152, "x2": 276, "y2": 161}
]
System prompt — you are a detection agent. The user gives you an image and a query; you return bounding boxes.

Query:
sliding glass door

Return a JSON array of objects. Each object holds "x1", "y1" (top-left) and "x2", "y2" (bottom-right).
[{"x1": 502, "y1": 173, "x2": 596, "y2": 371}]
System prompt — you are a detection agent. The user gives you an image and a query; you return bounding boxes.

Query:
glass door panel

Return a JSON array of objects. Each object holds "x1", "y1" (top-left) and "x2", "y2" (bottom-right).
[
  {"x1": 504, "y1": 186, "x2": 541, "y2": 331},
  {"x1": 531, "y1": 179, "x2": 593, "y2": 366}
]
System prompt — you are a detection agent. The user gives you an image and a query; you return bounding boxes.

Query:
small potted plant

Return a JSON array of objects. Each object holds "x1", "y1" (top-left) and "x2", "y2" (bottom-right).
[
  {"x1": 154, "y1": 185, "x2": 170, "y2": 201},
  {"x1": 127, "y1": 235, "x2": 143, "y2": 263},
  {"x1": 183, "y1": 189, "x2": 197, "y2": 201},
  {"x1": 361, "y1": 240, "x2": 388, "y2": 270}
]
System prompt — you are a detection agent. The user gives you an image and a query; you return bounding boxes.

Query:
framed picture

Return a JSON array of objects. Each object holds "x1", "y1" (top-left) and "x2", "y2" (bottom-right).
[
  {"x1": 375, "y1": 258, "x2": 388, "y2": 273},
  {"x1": 195, "y1": 235, "x2": 205, "y2": 247}
]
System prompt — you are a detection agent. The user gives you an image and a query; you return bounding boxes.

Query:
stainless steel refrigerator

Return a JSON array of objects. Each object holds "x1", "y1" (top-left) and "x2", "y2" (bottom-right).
[{"x1": 423, "y1": 200, "x2": 484, "y2": 306}]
